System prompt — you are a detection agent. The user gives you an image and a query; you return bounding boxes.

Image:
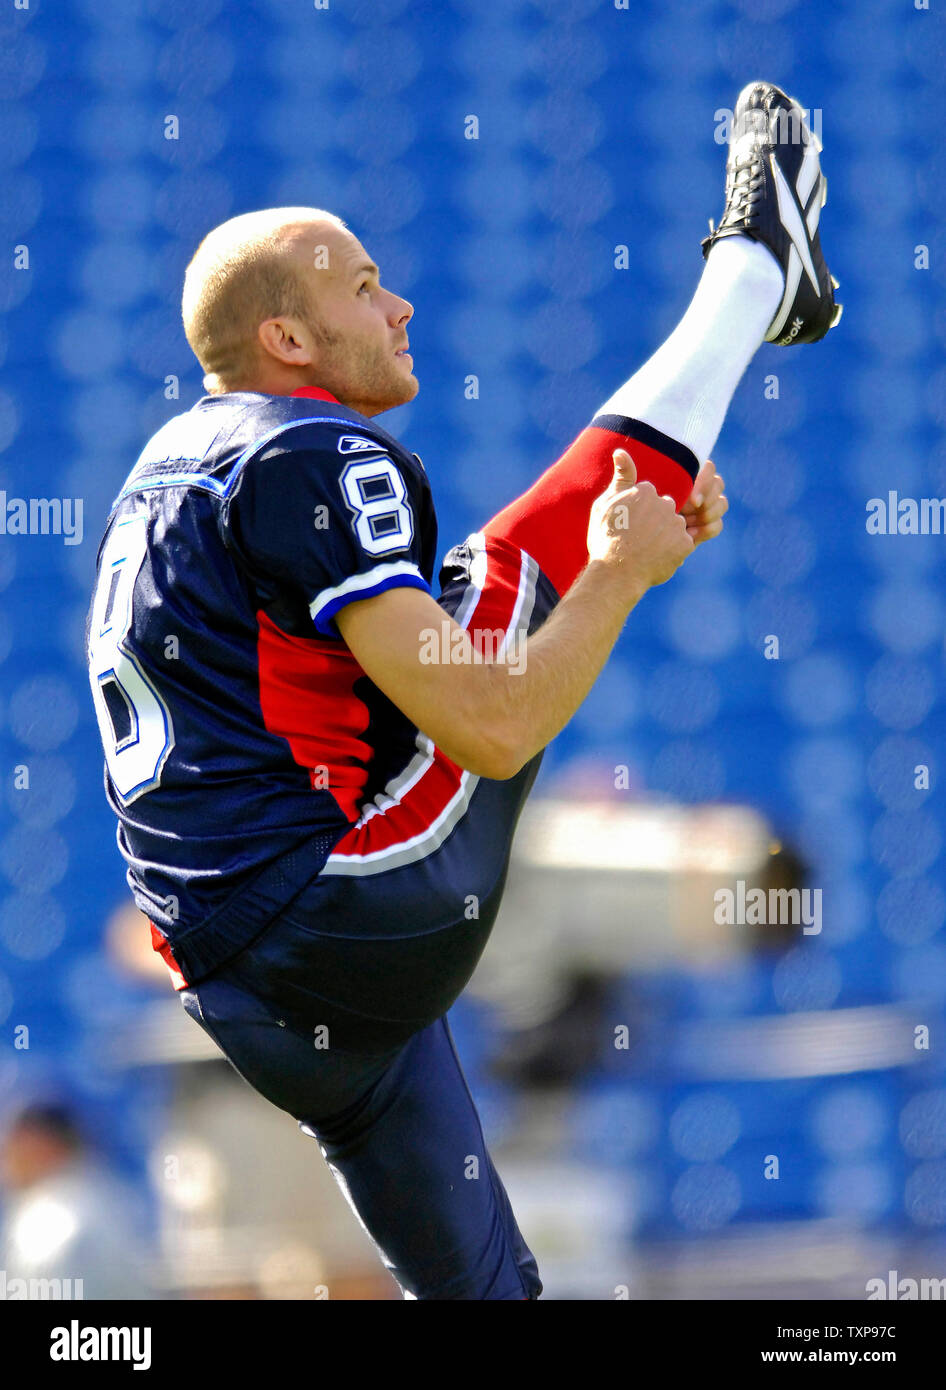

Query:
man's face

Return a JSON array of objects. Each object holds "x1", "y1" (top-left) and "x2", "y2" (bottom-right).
[{"x1": 290, "y1": 224, "x2": 418, "y2": 417}]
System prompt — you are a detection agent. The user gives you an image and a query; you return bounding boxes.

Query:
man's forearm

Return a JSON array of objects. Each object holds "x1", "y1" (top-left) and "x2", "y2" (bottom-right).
[{"x1": 465, "y1": 559, "x2": 643, "y2": 777}]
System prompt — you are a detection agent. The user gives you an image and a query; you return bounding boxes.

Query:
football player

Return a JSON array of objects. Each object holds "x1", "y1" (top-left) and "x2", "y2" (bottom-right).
[{"x1": 87, "y1": 83, "x2": 838, "y2": 1299}]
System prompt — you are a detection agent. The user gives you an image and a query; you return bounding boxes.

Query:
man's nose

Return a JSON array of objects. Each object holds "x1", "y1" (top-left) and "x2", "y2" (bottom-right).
[{"x1": 387, "y1": 290, "x2": 413, "y2": 323}]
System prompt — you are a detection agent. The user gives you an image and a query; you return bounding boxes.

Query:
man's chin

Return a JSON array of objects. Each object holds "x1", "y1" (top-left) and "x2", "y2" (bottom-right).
[
  {"x1": 351, "y1": 369, "x2": 419, "y2": 418},
  {"x1": 375, "y1": 374, "x2": 419, "y2": 415}
]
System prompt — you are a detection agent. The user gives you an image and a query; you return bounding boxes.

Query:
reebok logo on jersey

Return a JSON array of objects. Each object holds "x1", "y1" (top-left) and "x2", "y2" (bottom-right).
[{"x1": 337, "y1": 436, "x2": 387, "y2": 455}]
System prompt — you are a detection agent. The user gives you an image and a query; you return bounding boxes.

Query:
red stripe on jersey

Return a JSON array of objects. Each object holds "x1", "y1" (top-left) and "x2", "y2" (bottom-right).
[
  {"x1": 256, "y1": 609, "x2": 371, "y2": 824},
  {"x1": 330, "y1": 747, "x2": 469, "y2": 859},
  {"x1": 151, "y1": 920, "x2": 189, "y2": 991}
]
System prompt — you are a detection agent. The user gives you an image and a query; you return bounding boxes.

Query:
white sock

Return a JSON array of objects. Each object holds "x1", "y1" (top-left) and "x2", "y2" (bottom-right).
[{"x1": 598, "y1": 237, "x2": 784, "y2": 464}]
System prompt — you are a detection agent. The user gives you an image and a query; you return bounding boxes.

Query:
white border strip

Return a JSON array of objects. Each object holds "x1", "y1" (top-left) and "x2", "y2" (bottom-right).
[{"x1": 309, "y1": 560, "x2": 427, "y2": 628}]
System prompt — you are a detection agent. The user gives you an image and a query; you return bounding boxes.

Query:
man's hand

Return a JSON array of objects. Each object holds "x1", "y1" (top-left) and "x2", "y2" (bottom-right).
[
  {"x1": 587, "y1": 449, "x2": 694, "y2": 595},
  {"x1": 680, "y1": 459, "x2": 728, "y2": 544}
]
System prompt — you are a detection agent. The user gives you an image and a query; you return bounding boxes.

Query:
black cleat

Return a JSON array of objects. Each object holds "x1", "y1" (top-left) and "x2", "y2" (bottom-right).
[{"x1": 702, "y1": 80, "x2": 842, "y2": 345}]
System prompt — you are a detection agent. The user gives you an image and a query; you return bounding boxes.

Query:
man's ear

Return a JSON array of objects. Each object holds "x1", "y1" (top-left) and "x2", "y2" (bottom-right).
[{"x1": 258, "y1": 317, "x2": 313, "y2": 366}]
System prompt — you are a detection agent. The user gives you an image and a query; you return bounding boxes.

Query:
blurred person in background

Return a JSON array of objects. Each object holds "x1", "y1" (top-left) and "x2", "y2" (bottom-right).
[{"x1": 0, "y1": 1102, "x2": 156, "y2": 1299}]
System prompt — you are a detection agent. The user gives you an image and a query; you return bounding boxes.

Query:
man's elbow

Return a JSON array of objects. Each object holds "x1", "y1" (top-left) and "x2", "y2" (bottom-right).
[
  {"x1": 430, "y1": 669, "x2": 534, "y2": 780},
  {"x1": 450, "y1": 717, "x2": 529, "y2": 782},
  {"x1": 470, "y1": 745, "x2": 527, "y2": 782}
]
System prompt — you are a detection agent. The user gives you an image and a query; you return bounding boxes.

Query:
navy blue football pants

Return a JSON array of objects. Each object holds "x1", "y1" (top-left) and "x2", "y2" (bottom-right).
[{"x1": 181, "y1": 534, "x2": 559, "y2": 1300}]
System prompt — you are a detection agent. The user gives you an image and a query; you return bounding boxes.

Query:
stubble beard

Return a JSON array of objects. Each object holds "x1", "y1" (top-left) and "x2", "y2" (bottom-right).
[{"x1": 303, "y1": 294, "x2": 416, "y2": 413}]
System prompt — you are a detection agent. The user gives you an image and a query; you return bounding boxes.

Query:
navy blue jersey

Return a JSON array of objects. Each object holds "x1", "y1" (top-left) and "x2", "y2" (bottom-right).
[{"x1": 86, "y1": 387, "x2": 438, "y2": 972}]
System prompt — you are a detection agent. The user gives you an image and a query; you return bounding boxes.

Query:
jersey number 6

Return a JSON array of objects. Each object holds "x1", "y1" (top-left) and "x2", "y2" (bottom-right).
[{"x1": 88, "y1": 514, "x2": 174, "y2": 803}]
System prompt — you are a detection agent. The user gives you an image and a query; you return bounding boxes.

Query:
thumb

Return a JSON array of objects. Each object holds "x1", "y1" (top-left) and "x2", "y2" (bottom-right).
[{"x1": 612, "y1": 447, "x2": 637, "y2": 487}]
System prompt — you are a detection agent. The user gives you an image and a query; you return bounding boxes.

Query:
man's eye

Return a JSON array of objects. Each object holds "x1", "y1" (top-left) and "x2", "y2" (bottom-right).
[{"x1": 358, "y1": 282, "x2": 370, "y2": 294}]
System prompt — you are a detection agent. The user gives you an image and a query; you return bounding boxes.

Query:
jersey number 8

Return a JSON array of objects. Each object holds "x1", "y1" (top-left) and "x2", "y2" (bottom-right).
[
  {"x1": 340, "y1": 456, "x2": 414, "y2": 556},
  {"x1": 88, "y1": 514, "x2": 174, "y2": 803}
]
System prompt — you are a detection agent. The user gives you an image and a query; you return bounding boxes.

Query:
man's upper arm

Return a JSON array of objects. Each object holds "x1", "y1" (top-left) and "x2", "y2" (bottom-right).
[{"x1": 222, "y1": 431, "x2": 431, "y2": 636}]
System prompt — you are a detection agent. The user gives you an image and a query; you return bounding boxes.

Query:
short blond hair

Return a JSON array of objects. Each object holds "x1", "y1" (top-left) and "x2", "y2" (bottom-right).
[{"x1": 182, "y1": 206, "x2": 347, "y2": 393}]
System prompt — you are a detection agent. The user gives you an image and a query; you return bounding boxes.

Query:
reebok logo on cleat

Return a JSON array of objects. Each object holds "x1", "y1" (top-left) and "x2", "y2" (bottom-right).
[
  {"x1": 780, "y1": 316, "x2": 806, "y2": 344},
  {"x1": 771, "y1": 158, "x2": 820, "y2": 293}
]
